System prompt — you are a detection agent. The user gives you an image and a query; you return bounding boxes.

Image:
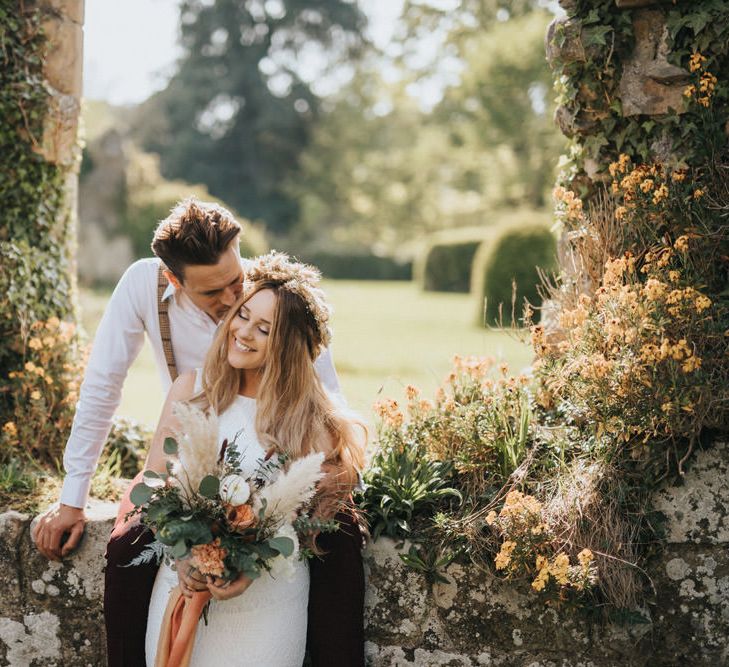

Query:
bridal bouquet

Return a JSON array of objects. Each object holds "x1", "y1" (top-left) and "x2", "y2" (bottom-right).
[{"x1": 127, "y1": 403, "x2": 327, "y2": 582}]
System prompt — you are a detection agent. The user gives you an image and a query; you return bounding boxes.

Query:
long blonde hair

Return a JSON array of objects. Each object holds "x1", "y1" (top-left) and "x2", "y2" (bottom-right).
[{"x1": 200, "y1": 281, "x2": 365, "y2": 524}]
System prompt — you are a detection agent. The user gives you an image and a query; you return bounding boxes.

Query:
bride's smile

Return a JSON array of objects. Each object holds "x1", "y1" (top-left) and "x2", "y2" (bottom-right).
[{"x1": 227, "y1": 288, "x2": 275, "y2": 373}]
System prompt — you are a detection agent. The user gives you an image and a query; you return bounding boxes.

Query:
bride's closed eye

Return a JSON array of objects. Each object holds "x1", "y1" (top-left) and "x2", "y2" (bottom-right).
[{"x1": 238, "y1": 309, "x2": 270, "y2": 335}]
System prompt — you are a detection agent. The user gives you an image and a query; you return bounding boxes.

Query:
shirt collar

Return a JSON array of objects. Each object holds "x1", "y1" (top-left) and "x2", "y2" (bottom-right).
[{"x1": 162, "y1": 282, "x2": 176, "y2": 302}]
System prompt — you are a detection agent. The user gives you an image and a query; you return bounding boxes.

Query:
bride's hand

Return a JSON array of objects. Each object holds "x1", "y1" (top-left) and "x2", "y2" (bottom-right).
[
  {"x1": 176, "y1": 559, "x2": 208, "y2": 598},
  {"x1": 206, "y1": 573, "x2": 253, "y2": 601}
]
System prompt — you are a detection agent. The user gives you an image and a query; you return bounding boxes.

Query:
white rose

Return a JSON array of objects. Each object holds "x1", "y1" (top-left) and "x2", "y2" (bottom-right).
[{"x1": 220, "y1": 474, "x2": 251, "y2": 505}]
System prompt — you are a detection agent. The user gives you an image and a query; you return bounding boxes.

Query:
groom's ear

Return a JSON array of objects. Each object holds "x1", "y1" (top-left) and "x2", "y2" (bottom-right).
[{"x1": 163, "y1": 269, "x2": 183, "y2": 290}]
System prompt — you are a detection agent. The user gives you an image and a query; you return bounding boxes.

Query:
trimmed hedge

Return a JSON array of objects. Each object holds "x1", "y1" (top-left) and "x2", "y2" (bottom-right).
[
  {"x1": 416, "y1": 212, "x2": 553, "y2": 294},
  {"x1": 298, "y1": 251, "x2": 412, "y2": 280},
  {"x1": 473, "y1": 224, "x2": 557, "y2": 327},
  {"x1": 421, "y1": 241, "x2": 482, "y2": 292}
]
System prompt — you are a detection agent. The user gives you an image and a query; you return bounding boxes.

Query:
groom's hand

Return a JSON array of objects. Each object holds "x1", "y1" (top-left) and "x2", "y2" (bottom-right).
[{"x1": 32, "y1": 503, "x2": 86, "y2": 561}]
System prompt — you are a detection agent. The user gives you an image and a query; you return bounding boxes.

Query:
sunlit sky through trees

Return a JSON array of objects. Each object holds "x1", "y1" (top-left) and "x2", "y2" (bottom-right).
[
  {"x1": 83, "y1": 0, "x2": 561, "y2": 110},
  {"x1": 84, "y1": 0, "x2": 405, "y2": 106}
]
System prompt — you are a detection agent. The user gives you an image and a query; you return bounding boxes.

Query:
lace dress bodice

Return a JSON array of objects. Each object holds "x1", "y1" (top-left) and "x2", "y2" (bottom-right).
[{"x1": 145, "y1": 394, "x2": 310, "y2": 667}]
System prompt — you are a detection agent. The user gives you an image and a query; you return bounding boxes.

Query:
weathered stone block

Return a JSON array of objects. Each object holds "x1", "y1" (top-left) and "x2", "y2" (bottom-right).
[
  {"x1": 0, "y1": 501, "x2": 115, "y2": 667},
  {"x1": 41, "y1": 15, "x2": 83, "y2": 98},
  {"x1": 44, "y1": 0, "x2": 84, "y2": 25},
  {"x1": 618, "y1": 10, "x2": 689, "y2": 116},
  {"x1": 654, "y1": 440, "x2": 729, "y2": 545},
  {"x1": 37, "y1": 91, "x2": 81, "y2": 167},
  {"x1": 545, "y1": 17, "x2": 585, "y2": 67}
]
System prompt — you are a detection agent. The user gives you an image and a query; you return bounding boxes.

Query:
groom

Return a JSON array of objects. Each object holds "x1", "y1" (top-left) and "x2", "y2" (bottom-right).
[{"x1": 32, "y1": 198, "x2": 365, "y2": 667}]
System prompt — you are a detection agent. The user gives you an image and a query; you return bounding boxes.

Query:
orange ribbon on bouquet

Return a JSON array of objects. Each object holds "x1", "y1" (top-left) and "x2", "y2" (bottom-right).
[{"x1": 154, "y1": 587, "x2": 211, "y2": 667}]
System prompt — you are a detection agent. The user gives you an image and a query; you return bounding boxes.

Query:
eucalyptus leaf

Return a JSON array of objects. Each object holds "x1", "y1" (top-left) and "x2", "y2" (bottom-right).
[
  {"x1": 163, "y1": 437, "x2": 178, "y2": 455},
  {"x1": 268, "y1": 536, "x2": 295, "y2": 558},
  {"x1": 171, "y1": 540, "x2": 188, "y2": 559},
  {"x1": 129, "y1": 483, "x2": 153, "y2": 506},
  {"x1": 198, "y1": 475, "x2": 220, "y2": 498}
]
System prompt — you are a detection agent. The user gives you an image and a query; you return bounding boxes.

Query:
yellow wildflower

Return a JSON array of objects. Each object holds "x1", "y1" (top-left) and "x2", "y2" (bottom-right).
[
  {"x1": 643, "y1": 278, "x2": 666, "y2": 301},
  {"x1": 693, "y1": 188, "x2": 704, "y2": 199},
  {"x1": 668, "y1": 270, "x2": 680, "y2": 283},
  {"x1": 695, "y1": 295, "x2": 712, "y2": 312},
  {"x1": 674, "y1": 236, "x2": 690, "y2": 252},
  {"x1": 549, "y1": 553, "x2": 571, "y2": 585},
  {"x1": 42, "y1": 336, "x2": 56, "y2": 347},
  {"x1": 639, "y1": 179, "x2": 654, "y2": 193},
  {"x1": 485, "y1": 510, "x2": 498, "y2": 526},
  {"x1": 682, "y1": 355, "x2": 702, "y2": 373},
  {"x1": 46, "y1": 316, "x2": 61, "y2": 329},
  {"x1": 28, "y1": 337, "x2": 43, "y2": 350},
  {"x1": 652, "y1": 183, "x2": 669, "y2": 205},
  {"x1": 615, "y1": 206, "x2": 628, "y2": 222},
  {"x1": 24, "y1": 361, "x2": 37, "y2": 373},
  {"x1": 405, "y1": 385, "x2": 420, "y2": 401},
  {"x1": 671, "y1": 170, "x2": 686, "y2": 183},
  {"x1": 495, "y1": 540, "x2": 517, "y2": 571},
  {"x1": 689, "y1": 52, "x2": 706, "y2": 73},
  {"x1": 30, "y1": 390, "x2": 42, "y2": 400},
  {"x1": 2, "y1": 422, "x2": 17, "y2": 437},
  {"x1": 684, "y1": 84, "x2": 696, "y2": 98},
  {"x1": 578, "y1": 549, "x2": 593, "y2": 568}
]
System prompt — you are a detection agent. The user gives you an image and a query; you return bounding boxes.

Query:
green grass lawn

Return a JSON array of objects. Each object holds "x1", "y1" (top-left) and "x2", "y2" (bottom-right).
[{"x1": 79, "y1": 281, "x2": 533, "y2": 426}]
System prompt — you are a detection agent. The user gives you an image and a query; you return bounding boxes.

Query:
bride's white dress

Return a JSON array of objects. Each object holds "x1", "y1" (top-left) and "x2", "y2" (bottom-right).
[{"x1": 145, "y1": 393, "x2": 309, "y2": 667}]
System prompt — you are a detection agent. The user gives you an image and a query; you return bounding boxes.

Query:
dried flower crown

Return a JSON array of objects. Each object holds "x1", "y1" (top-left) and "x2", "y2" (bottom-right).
[{"x1": 244, "y1": 251, "x2": 332, "y2": 350}]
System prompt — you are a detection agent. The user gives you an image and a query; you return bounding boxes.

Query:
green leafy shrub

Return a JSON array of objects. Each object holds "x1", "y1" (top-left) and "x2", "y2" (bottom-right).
[
  {"x1": 101, "y1": 416, "x2": 152, "y2": 478},
  {"x1": 357, "y1": 434, "x2": 460, "y2": 541},
  {"x1": 420, "y1": 240, "x2": 482, "y2": 293},
  {"x1": 297, "y1": 251, "x2": 412, "y2": 281},
  {"x1": 473, "y1": 225, "x2": 557, "y2": 326}
]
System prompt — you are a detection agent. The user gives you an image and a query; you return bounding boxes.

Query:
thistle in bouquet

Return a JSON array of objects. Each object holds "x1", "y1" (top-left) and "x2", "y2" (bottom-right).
[{"x1": 127, "y1": 402, "x2": 331, "y2": 584}]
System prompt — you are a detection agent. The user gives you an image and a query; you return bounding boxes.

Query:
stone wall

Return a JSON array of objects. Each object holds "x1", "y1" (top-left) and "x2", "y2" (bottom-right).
[{"x1": 1, "y1": 443, "x2": 727, "y2": 666}]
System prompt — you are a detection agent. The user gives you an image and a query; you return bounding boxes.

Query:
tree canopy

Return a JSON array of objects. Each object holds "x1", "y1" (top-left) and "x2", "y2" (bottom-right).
[{"x1": 135, "y1": 0, "x2": 367, "y2": 234}]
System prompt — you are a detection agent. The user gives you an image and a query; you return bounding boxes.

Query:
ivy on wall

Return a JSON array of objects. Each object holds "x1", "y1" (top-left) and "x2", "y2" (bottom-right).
[
  {"x1": 0, "y1": 5, "x2": 80, "y2": 472},
  {"x1": 552, "y1": 0, "x2": 729, "y2": 195}
]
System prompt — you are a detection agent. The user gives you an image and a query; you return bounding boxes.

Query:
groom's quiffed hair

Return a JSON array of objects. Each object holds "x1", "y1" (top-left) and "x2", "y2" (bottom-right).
[{"x1": 151, "y1": 198, "x2": 242, "y2": 281}]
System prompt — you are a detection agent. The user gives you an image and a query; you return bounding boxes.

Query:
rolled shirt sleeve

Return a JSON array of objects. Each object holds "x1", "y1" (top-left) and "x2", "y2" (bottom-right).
[{"x1": 60, "y1": 261, "x2": 150, "y2": 508}]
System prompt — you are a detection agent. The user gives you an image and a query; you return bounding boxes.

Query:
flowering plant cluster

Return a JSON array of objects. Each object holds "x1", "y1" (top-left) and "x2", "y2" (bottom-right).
[
  {"x1": 486, "y1": 491, "x2": 597, "y2": 596},
  {"x1": 373, "y1": 356, "x2": 532, "y2": 499},
  {"x1": 683, "y1": 51, "x2": 718, "y2": 109},
  {"x1": 1, "y1": 318, "x2": 84, "y2": 465},
  {"x1": 532, "y1": 246, "x2": 725, "y2": 475},
  {"x1": 129, "y1": 403, "x2": 331, "y2": 582},
  {"x1": 607, "y1": 153, "x2": 715, "y2": 254}
]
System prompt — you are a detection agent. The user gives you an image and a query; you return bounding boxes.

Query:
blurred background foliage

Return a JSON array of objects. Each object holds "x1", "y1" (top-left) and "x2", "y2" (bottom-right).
[
  {"x1": 74, "y1": 0, "x2": 562, "y2": 421},
  {"x1": 80, "y1": 0, "x2": 561, "y2": 288}
]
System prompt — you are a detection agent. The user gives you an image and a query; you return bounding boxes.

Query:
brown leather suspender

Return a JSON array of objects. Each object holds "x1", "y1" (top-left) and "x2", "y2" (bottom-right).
[{"x1": 157, "y1": 264, "x2": 178, "y2": 382}]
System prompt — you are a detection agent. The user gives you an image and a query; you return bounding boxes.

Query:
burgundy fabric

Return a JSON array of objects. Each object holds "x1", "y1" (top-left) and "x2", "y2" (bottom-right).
[
  {"x1": 306, "y1": 512, "x2": 366, "y2": 667},
  {"x1": 104, "y1": 523, "x2": 157, "y2": 667},
  {"x1": 104, "y1": 513, "x2": 365, "y2": 667}
]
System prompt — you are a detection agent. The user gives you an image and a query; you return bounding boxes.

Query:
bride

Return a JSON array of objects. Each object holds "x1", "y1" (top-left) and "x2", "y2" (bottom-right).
[{"x1": 140, "y1": 252, "x2": 365, "y2": 666}]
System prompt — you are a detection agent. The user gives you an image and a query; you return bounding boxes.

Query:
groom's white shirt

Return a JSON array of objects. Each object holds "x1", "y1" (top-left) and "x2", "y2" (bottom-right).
[{"x1": 60, "y1": 257, "x2": 340, "y2": 509}]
